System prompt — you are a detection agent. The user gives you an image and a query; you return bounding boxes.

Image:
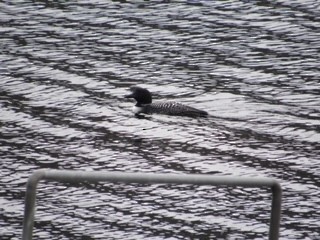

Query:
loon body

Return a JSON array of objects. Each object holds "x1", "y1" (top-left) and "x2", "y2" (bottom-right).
[{"x1": 125, "y1": 86, "x2": 208, "y2": 117}]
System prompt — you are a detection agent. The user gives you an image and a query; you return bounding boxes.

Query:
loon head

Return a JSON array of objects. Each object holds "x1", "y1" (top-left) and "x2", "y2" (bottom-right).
[{"x1": 125, "y1": 86, "x2": 152, "y2": 106}]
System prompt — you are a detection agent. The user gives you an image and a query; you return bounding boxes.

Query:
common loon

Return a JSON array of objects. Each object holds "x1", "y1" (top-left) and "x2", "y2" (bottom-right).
[{"x1": 125, "y1": 86, "x2": 208, "y2": 117}]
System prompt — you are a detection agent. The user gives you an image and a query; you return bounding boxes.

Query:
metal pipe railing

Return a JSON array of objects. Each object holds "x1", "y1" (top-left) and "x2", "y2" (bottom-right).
[{"x1": 22, "y1": 169, "x2": 282, "y2": 240}]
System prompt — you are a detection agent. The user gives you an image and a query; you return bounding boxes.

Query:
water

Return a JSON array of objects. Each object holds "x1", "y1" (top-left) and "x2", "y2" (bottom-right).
[{"x1": 0, "y1": 0, "x2": 319, "y2": 239}]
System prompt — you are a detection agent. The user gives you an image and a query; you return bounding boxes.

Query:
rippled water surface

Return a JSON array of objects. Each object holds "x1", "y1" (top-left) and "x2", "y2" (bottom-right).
[{"x1": 1, "y1": 1, "x2": 320, "y2": 239}]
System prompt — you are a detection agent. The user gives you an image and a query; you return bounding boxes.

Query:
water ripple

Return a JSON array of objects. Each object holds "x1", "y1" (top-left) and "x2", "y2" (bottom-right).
[{"x1": 1, "y1": 1, "x2": 319, "y2": 239}]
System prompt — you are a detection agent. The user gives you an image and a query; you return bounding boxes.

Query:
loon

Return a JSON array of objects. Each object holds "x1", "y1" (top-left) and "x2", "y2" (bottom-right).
[{"x1": 125, "y1": 86, "x2": 208, "y2": 117}]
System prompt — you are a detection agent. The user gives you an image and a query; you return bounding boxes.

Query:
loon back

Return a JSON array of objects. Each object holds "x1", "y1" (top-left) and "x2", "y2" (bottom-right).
[{"x1": 144, "y1": 101, "x2": 208, "y2": 117}]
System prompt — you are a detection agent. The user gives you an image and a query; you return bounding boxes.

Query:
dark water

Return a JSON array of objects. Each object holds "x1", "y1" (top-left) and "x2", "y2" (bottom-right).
[{"x1": 1, "y1": 1, "x2": 319, "y2": 239}]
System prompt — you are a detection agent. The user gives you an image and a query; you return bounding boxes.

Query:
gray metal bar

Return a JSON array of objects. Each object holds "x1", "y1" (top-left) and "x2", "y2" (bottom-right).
[
  {"x1": 22, "y1": 170, "x2": 46, "y2": 240},
  {"x1": 23, "y1": 169, "x2": 281, "y2": 240}
]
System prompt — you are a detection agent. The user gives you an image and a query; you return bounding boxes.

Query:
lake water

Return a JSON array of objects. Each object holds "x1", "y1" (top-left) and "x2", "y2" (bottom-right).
[{"x1": 0, "y1": 1, "x2": 319, "y2": 239}]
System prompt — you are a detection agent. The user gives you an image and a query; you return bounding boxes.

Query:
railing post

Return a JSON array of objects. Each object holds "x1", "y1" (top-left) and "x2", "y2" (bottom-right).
[
  {"x1": 22, "y1": 170, "x2": 46, "y2": 240},
  {"x1": 269, "y1": 182, "x2": 282, "y2": 240}
]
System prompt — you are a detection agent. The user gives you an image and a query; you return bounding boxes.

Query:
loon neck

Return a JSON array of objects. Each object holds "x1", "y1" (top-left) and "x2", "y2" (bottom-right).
[{"x1": 135, "y1": 102, "x2": 150, "y2": 107}]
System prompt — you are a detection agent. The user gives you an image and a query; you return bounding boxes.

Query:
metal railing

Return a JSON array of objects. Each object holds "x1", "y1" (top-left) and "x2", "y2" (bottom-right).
[{"x1": 22, "y1": 169, "x2": 282, "y2": 240}]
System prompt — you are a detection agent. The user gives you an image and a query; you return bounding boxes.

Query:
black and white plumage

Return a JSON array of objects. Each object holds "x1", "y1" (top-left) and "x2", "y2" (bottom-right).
[{"x1": 125, "y1": 86, "x2": 208, "y2": 117}]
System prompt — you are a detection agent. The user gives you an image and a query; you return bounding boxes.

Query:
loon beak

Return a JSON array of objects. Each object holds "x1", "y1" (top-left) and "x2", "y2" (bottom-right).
[{"x1": 125, "y1": 93, "x2": 134, "y2": 98}]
